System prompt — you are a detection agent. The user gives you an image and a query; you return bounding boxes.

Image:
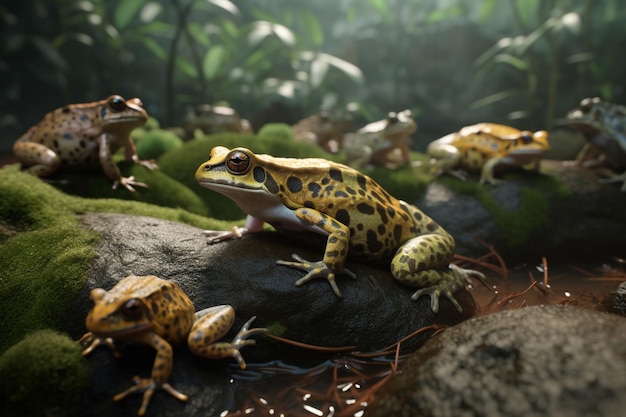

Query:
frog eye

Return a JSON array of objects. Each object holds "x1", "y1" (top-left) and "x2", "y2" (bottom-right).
[
  {"x1": 108, "y1": 96, "x2": 127, "y2": 112},
  {"x1": 121, "y1": 298, "x2": 143, "y2": 319},
  {"x1": 520, "y1": 134, "x2": 533, "y2": 144},
  {"x1": 226, "y1": 150, "x2": 251, "y2": 174}
]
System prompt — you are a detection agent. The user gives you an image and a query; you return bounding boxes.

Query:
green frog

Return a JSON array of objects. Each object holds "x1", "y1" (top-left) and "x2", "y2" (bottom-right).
[
  {"x1": 342, "y1": 110, "x2": 417, "y2": 169},
  {"x1": 13, "y1": 95, "x2": 157, "y2": 191},
  {"x1": 195, "y1": 146, "x2": 485, "y2": 313},
  {"x1": 566, "y1": 97, "x2": 626, "y2": 191},
  {"x1": 184, "y1": 104, "x2": 253, "y2": 138},
  {"x1": 78, "y1": 274, "x2": 265, "y2": 416},
  {"x1": 427, "y1": 123, "x2": 550, "y2": 184}
]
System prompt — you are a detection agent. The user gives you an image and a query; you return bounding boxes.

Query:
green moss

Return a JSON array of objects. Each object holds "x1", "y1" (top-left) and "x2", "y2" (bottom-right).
[
  {"x1": 135, "y1": 128, "x2": 184, "y2": 160},
  {"x1": 266, "y1": 322, "x2": 287, "y2": 337},
  {"x1": 0, "y1": 165, "x2": 235, "y2": 352},
  {"x1": 158, "y1": 132, "x2": 334, "y2": 219},
  {"x1": 437, "y1": 172, "x2": 567, "y2": 247},
  {"x1": 257, "y1": 123, "x2": 295, "y2": 141},
  {"x1": 365, "y1": 153, "x2": 431, "y2": 201},
  {"x1": 0, "y1": 329, "x2": 90, "y2": 417}
]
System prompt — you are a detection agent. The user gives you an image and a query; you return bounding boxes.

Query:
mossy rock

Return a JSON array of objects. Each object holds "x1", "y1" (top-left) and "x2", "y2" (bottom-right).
[
  {"x1": 157, "y1": 132, "x2": 335, "y2": 220},
  {"x1": 44, "y1": 162, "x2": 210, "y2": 217},
  {"x1": 0, "y1": 329, "x2": 90, "y2": 417},
  {"x1": 257, "y1": 123, "x2": 295, "y2": 141},
  {"x1": 134, "y1": 128, "x2": 184, "y2": 160},
  {"x1": 0, "y1": 165, "x2": 234, "y2": 352}
]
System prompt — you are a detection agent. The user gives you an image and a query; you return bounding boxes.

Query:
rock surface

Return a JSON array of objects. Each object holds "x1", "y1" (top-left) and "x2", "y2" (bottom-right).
[
  {"x1": 62, "y1": 212, "x2": 479, "y2": 417},
  {"x1": 416, "y1": 160, "x2": 626, "y2": 261},
  {"x1": 367, "y1": 304, "x2": 626, "y2": 417}
]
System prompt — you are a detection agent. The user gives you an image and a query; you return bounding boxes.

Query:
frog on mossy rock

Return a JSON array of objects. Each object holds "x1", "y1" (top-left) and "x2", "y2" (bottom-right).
[
  {"x1": 79, "y1": 274, "x2": 266, "y2": 416},
  {"x1": 195, "y1": 146, "x2": 486, "y2": 313},
  {"x1": 13, "y1": 95, "x2": 157, "y2": 191},
  {"x1": 566, "y1": 97, "x2": 626, "y2": 191},
  {"x1": 427, "y1": 123, "x2": 550, "y2": 185}
]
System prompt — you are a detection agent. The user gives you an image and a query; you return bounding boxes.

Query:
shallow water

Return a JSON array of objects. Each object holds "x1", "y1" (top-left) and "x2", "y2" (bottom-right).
[{"x1": 220, "y1": 258, "x2": 625, "y2": 417}]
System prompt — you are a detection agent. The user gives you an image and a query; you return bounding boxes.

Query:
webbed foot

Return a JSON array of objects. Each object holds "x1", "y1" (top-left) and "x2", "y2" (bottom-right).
[
  {"x1": 112, "y1": 176, "x2": 148, "y2": 192},
  {"x1": 411, "y1": 264, "x2": 486, "y2": 313},
  {"x1": 277, "y1": 253, "x2": 357, "y2": 297},
  {"x1": 202, "y1": 226, "x2": 249, "y2": 244},
  {"x1": 113, "y1": 376, "x2": 188, "y2": 416}
]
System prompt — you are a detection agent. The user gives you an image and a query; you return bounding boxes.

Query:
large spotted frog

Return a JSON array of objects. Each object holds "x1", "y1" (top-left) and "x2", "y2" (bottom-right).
[
  {"x1": 427, "y1": 123, "x2": 550, "y2": 184},
  {"x1": 342, "y1": 110, "x2": 417, "y2": 169},
  {"x1": 566, "y1": 97, "x2": 626, "y2": 191},
  {"x1": 78, "y1": 274, "x2": 265, "y2": 416},
  {"x1": 195, "y1": 146, "x2": 485, "y2": 313},
  {"x1": 13, "y1": 95, "x2": 157, "y2": 191}
]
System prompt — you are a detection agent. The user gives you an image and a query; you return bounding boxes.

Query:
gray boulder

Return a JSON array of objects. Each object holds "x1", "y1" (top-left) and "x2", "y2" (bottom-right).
[{"x1": 367, "y1": 304, "x2": 626, "y2": 417}]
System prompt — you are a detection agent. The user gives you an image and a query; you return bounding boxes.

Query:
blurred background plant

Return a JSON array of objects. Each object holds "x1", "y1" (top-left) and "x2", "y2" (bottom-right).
[{"x1": 1, "y1": 0, "x2": 624, "y2": 151}]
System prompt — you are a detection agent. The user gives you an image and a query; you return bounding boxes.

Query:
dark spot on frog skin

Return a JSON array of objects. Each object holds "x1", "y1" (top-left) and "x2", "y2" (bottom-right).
[
  {"x1": 335, "y1": 209, "x2": 350, "y2": 226},
  {"x1": 265, "y1": 173, "x2": 278, "y2": 194},
  {"x1": 387, "y1": 206, "x2": 396, "y2": 218},
  {"x1": 366, "y1": 230, "x2": 383, "y2": 253},
  {"x1": 253, "y1": 166, "x2": 266, "y2": 183},
  {"x1": 426, "y1": 221, "x2": 439, "y2": 232},
  {"x1": 303, "y1": 200, "x2": 315, "y2": 208},
  {"x1": 346, "y1": 187, "x2": 357, "y2": 195},
  {"x1": 287, "y1": 176, "x2": 302, "y2": 193},
  {"x1": 357, "y1": 203, "x2": 374, "y2": 215},
  {"x1": 356, "y1": 174, "x2": 367, "y2": 190},
  {"x1": 393, "y1": 225, "x2": 402, "y2": 243},
  {"x1": 329, "y1": 168, "x2": 343, "y2": 182},
  {"x1": 63, "y1": 133, "x2": 73, "y2": 140},
  {"x1": 376, "y1": 204, "x2": 388, "y2": 224},
  {"x1": 378, "y1": 224, "x2": 386, "y2": 235},
  {"x1": 334, "y1": 190, "x2": 348, "y2": 198},
  {"x1": 80, "y1": 114, "x2": 89, "y2": 122},
  {"x1": 308, "y1": 182, "x2": 321, "y2": 197},
  {"x1": 100, "y1": 108, "x2": 108, "y2": 119},
  {"x1": 321, "y1": 177, "x2": 330, "y2": 185},
  {"x1": 62, "y1": 107, "x2": 71, "y2": 114}
]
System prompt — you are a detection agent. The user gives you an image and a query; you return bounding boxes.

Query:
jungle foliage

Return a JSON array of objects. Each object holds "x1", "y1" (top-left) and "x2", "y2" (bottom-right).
[{"x1": 1, "y1": 0, "x2": 625, "y2": 149}]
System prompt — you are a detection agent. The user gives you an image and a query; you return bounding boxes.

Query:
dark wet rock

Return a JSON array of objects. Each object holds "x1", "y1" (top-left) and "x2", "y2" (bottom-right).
[
  {"x1": 600, "y1": 281, "x2": 626, "y2": 316},
  {"x1": 416, "y1": 160, "x2": 626, "y2": 261},
  {"x1": 60, "y1": 212, "x2": 478, "y2": 416},
  {"x1": 367, "y1": 304, "x2": 626, "y2": 417}
]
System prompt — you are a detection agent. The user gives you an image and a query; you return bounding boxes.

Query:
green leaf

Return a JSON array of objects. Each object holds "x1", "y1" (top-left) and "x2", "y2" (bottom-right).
[
  {"x1": 310, "y1": 57, "x2": 329, "y2": 87},
  {"x1": 114, "y1": 0, "x2": 145, "y2": 30},
  {"x1": 203, "y1": 46, "x2": 225, "y2": 80},
  {"x1": 206, "y1": 0, "x2": 240, "y2": 16},
  {"x1": 29, "y1": 37, "x2": 68, "y2": 71},
  {"x1": 493, "y1": 53, "x2": 529, "y2": 71},
  {"x1": 320, "y1": 53, "x2": 364, "y2": 84},
  {"x1": 175, "y1": 57, "x2": 198, "y2": 78},
  {"x1": 141, "y1": 37, "x2": 166, "y2": 60},
  {"x1": 139, "y1": 2, "x2": 162, "y2": 22},
  {"x1": 300, "y1": 11, "x2": 324, "y2": 47}
]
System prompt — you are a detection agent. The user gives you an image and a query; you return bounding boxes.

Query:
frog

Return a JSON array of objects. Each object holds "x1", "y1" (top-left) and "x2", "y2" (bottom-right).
[
  {"x1": 342, "y1": 110, "x2": 417, "y2": 169},
  {"x1": 565, "y1": 97, "x2": 626, "y2": 191},
  {"x1": 195, "y1": 146, "x2": 486, "y2": 313},
  {"x1": 292, "y1": 110, "x2": 353, "y2": 153},
  {"x1": 426, "y1": 123, "x2": 550, "y2": 184},
  {"x1": 78, "y1": 274, "x2": 265, "y2": 416},
  {"x1": 184, "y1": 104, "x2": 253, "y2": 139},
  {"x1": 13, "y1": 95, "x2": 157, "y2": 192}
]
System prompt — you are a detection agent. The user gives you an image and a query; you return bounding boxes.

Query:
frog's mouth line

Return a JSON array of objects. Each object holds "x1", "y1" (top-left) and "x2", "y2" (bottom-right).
[{"x1": 92, "y1": 323, "x2": 153, "y2": 338}]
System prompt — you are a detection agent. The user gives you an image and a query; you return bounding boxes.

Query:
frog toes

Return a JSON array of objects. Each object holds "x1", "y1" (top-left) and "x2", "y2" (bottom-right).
[
  {"x1": 411, "y1": 286, "x2": 463, "y2": 314},
  {"x1": 114, "y1": 376, "x2": 188, "y2": 416}
]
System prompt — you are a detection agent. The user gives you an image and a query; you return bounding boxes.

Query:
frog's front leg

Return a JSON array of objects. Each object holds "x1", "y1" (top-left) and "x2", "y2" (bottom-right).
[
  {"x1": 480, "y1": 157, "x2": 505, "y2": 185},
  {"x1": 202, "y1": 215, "x2": 265, "y2": 243},
  {"x1": 124, "y1": 138, "x2": 159, "y2": 170},
  {"x1": 112, "y1": 332, "x2": 188, "y2": 416},
  {"x1": 276, "y1": 208, "x2": 357, "y2": 297},
  {"x1": 13, "y1": 142, "x2": 61, "y2": 178},
  {"x1": 428, "y1": 143, "x2": 467, "y2": 180},
  {"x1": 391, "y1": 233, "x2": 485, "y2": 313},
  {"x1": 187, "y1": 305, "x2": 266, "y2": 369},
  {"x1": 97, "y1": 135, "x2": 148, "y2": 192}
]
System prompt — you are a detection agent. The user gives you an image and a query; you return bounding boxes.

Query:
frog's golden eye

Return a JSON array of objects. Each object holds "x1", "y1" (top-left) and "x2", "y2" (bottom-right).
[
  {"x1": 109, "y1": 96, "x2": 127, "y2": 112},
  {"x1": 226, "y1": 150, "x2": 251, "y2": 174},
  {"x1": 122, "y1": 298, "x2": 143, "y2": 319}
]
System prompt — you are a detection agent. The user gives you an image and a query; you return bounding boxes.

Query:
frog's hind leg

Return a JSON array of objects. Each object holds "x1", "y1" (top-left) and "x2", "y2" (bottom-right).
[
  {"x1": 391, "y1": 233, "x2": 483, "y2": 313},
  {"x1": 13, "y1": 142, "x2": 61, "y2": 177}
]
